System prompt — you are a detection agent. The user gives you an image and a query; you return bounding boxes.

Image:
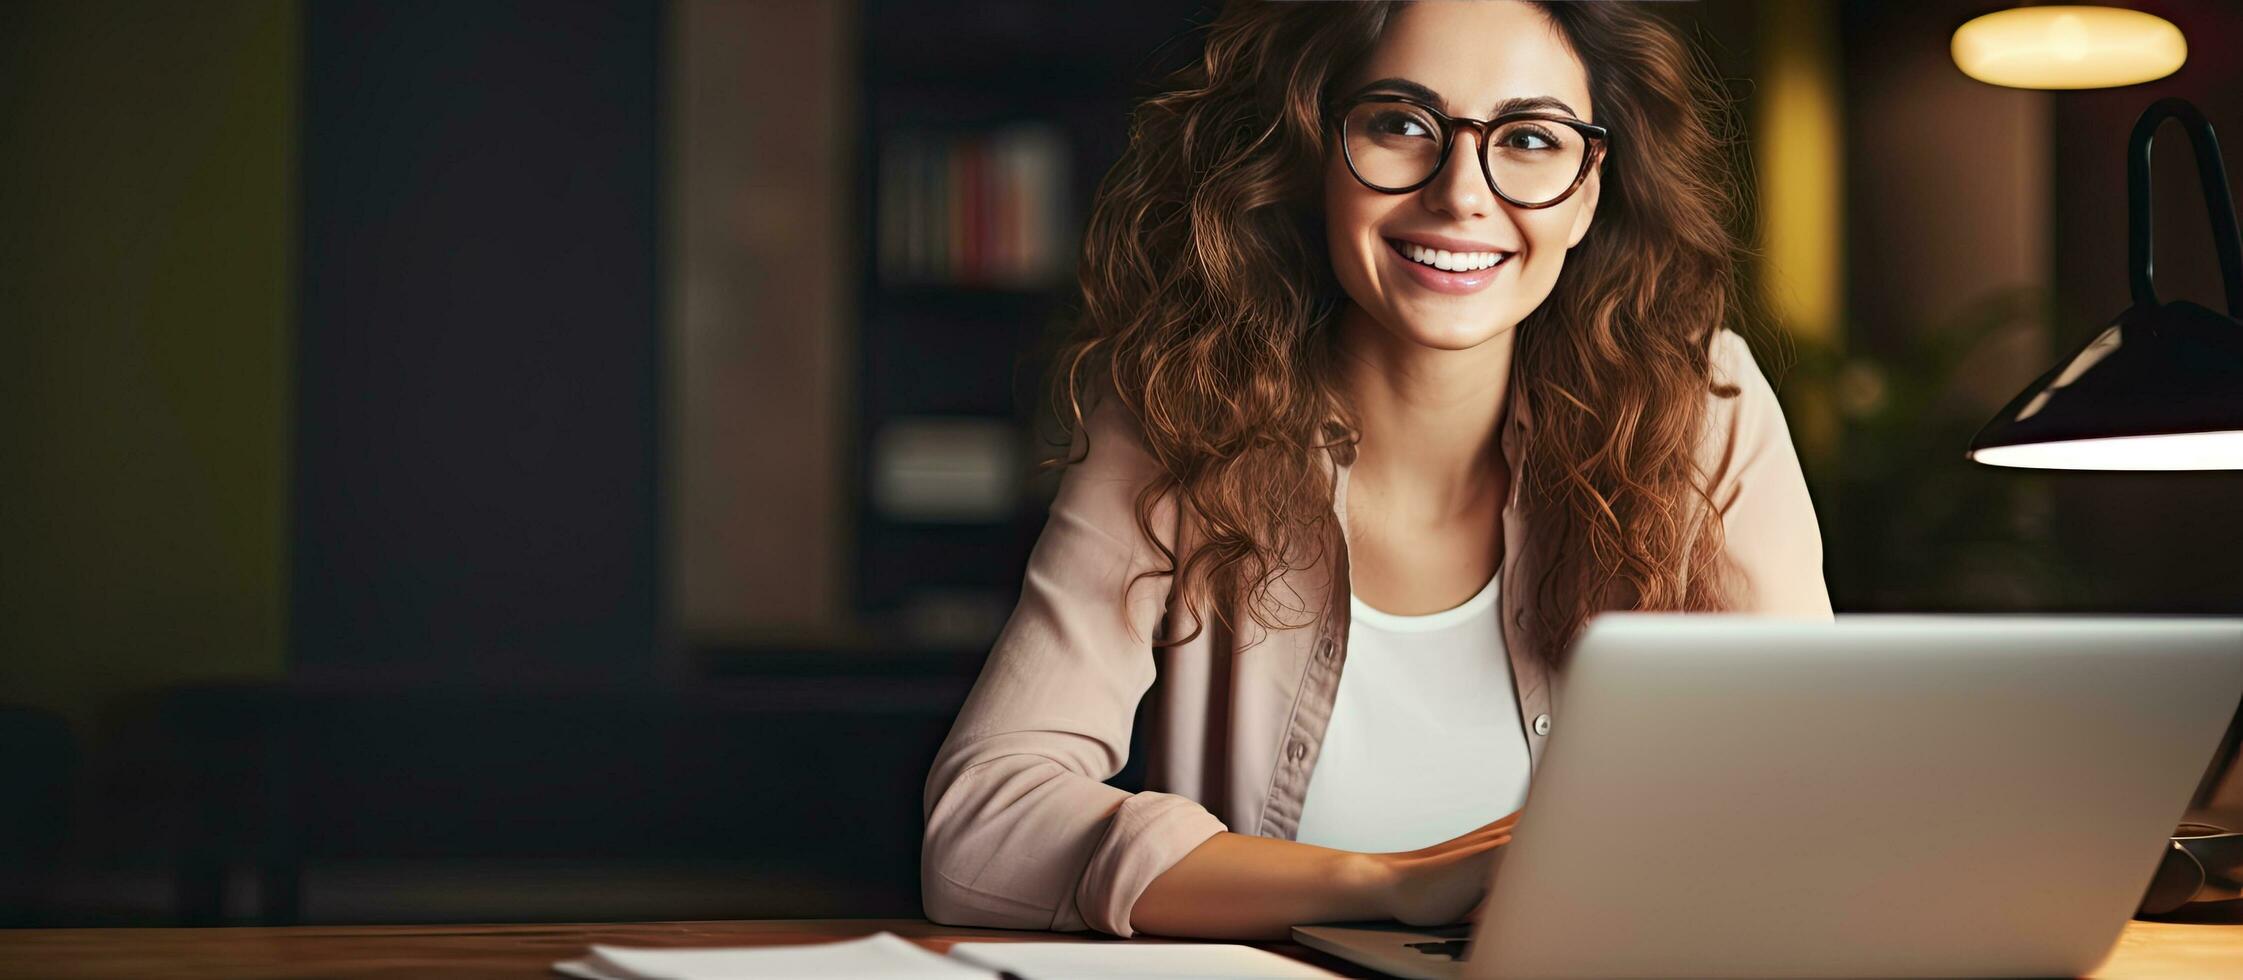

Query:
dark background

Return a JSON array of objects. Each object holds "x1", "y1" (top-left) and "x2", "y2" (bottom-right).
[{"x1": 4, "y1": 0, "x2": 2241, "y2": 927}]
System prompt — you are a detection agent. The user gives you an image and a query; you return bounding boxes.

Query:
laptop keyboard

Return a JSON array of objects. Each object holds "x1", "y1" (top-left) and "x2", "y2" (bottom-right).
[{"x1": 1406, "y1": 939, "x2": 1472, "y2": 961}]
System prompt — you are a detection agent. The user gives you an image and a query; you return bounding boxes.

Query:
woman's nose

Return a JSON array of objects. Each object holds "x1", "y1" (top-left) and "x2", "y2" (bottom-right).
[{"x1": 1421, "y1": 130, "x2": 1493, "y2": 220}]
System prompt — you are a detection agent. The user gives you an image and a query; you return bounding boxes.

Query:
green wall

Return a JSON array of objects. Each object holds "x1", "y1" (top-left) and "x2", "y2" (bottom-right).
[{"x1": 0, "y1": 1, "x2": 296, "y2": 730}]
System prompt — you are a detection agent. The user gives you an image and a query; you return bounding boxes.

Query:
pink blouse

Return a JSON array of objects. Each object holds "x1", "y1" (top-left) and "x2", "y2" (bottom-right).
[{"x1": 921, "y1": 328, "x2": 1834, "y2": 937}]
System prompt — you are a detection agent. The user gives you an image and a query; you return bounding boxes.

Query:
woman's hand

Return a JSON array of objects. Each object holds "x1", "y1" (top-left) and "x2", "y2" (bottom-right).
[{"x1": 1367, "y1": 808, "x2": 1522, "y2": 927}]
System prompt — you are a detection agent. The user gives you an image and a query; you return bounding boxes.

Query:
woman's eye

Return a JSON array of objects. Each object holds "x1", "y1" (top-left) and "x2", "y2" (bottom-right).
[
  {"x1": 1503, "y1": 127, "x2": 1561, "y2": 151},
  {"x1": 1371, "y1": 112, "x2": 1434, "y2": 138}
]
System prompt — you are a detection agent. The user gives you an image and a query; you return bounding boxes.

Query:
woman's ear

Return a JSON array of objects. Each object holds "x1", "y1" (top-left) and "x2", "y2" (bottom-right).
[{"x1": 1565, "y1": 159, "x2": 1603, "y2": 249}]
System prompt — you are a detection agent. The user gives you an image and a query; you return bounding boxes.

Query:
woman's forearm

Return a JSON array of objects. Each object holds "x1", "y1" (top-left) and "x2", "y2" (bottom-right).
[{"x1": 1130, "y1": 831, "x2": 1391, "y2": 940}]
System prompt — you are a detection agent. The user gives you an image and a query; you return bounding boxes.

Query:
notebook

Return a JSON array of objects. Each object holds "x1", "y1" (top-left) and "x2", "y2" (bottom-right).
[
  {"x1": 551, "y1": 930, "x2": 1339, "y2": 979},
  {"x1": 552, "y1": 933, "x2": 983, "y2": 979},
  {"x1": 947, "y1": 940, "x2": 1339, "y2": 978}
]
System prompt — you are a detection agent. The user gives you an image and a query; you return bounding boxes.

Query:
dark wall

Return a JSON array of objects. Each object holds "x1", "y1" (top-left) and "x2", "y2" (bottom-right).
[{"x1": 294, "y1": 0, "x2": 663, "y2": 672}]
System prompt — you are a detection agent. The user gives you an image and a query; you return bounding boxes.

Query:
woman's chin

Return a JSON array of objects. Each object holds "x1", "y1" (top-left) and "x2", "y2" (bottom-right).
[{"x1": 1388, "y1": 310, "x2": 1516, "y2": 352}]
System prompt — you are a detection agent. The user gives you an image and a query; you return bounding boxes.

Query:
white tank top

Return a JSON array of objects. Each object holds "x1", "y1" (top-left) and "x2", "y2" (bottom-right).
[{"x1": 1292, "y1": 570, "x2": 1533, "y2": 853}]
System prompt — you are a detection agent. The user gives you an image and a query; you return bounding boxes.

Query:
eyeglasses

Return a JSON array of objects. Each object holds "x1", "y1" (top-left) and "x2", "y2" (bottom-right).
[{"x1": 1334, "y1": 95, "x2": 1609, "y2": 208}]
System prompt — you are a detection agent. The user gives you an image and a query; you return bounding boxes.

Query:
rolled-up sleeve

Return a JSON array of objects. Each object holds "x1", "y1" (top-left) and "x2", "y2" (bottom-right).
[
  {"x1": 921, "y1": 393, "x2": 1228, "y2": 937},
  {"x1": 1704, "y1": 329, "x2": 1835, "y2": 618}
]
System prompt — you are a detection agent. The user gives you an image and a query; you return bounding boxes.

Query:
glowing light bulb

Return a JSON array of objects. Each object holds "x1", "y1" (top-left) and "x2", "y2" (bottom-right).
[
  {"x1": 1970, "y1": 430, "x2": 2243, "y2": 471},
  {"x1": 1952, "y1": 6, "x2": 2186, "y2": 89},
  {"x1": 2047, "y1": 13, "x2": 2088, "y2": 63}
]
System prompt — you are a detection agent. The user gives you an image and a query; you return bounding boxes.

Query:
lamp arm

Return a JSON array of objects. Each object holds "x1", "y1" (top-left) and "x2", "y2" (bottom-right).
[{"x1": 2127, "y1": 97, "x2": 2243, "y2": 317}]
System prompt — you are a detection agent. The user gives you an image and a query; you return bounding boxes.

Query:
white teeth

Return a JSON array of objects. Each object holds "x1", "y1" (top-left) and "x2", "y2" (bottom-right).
[{"x1": 1396, "y1": 240, "x2": 1508, "y2": 272}]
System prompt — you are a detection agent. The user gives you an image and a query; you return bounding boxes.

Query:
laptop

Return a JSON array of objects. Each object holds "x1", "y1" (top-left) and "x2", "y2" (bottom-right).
[{"x1": 1293, "y1": 614, "x2": 2243, "y2": 978}]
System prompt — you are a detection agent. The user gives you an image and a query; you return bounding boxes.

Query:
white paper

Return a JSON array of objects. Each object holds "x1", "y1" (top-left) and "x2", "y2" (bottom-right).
[
  {"x1": 552, "y1": 959, "x2": 626, "y2": 980},
  {"x1": 551, "y1": 932, "x2": 994, "y2": 980},
  {"x1": 946, "y1": 941, "x2": 1341, "y2": 979}
]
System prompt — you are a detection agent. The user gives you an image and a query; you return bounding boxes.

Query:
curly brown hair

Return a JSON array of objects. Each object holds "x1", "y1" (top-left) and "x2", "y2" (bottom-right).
[{"x1": 1045, "y1": 0, "x2": 1755, "y2": 663}]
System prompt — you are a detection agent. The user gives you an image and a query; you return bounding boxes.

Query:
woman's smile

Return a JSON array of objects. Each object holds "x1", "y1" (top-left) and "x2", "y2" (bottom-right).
[{"x1": 1382, "y1": 234, "x2": 1516, "y2": 295}]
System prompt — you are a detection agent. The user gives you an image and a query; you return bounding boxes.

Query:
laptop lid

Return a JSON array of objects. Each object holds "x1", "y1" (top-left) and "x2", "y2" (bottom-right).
[{"x1": 1466, "y1": 614, "x2": 2243, "y2": 979}]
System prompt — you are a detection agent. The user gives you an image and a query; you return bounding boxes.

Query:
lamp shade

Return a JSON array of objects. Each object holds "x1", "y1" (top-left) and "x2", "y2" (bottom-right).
[
  {"x1": 1970, "y1": 98, "x2": 2243, "y2": 471},
  {"x1": 1968, "y1": 301, "x2": 2243, "y2": 469}
]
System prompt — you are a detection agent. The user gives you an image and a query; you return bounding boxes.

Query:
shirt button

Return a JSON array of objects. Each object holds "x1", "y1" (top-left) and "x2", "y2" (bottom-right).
[
  {"x1": 1315, "y1": 636, "x2": 1338, "y2": 661},
  {"x1": 1288, "y1": 740, "x2": 1308, "y2": 761},
  {"x1": 1533, "y1": 713, "x2": 1552, "y2": 736}
]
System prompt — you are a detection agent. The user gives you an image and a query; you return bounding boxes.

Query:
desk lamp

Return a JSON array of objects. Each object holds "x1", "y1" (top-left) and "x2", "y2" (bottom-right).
[{"x1": 1968, "y1": 97, "x2": 2243, "y2": 913}]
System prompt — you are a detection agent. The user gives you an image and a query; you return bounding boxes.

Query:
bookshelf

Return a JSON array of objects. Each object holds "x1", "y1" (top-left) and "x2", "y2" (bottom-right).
[{"x1": 851, "y1": 0, "x2": 1211, "y2": 647}]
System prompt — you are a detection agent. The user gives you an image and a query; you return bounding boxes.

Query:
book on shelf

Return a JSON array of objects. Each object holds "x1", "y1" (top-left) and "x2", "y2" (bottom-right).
[{"x1": 879, "y1": 124, "x2": 1071, "y2": 289}]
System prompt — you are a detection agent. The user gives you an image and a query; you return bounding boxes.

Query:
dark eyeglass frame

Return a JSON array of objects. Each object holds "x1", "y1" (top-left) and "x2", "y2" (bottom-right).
[{"x1": 1332, "y1": 94, "x2": 1611, "y2": 209}]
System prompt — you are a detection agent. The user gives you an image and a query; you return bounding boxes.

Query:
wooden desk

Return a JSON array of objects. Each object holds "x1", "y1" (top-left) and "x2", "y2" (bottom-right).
[{"x1": 1, "y1": 917, "x2": 2237, "y2": 979}]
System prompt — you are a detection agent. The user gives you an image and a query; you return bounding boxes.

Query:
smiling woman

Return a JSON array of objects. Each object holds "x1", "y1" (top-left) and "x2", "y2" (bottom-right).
[{"x1": 921, "y1": 0, "x2": 1830, "y2": 943}]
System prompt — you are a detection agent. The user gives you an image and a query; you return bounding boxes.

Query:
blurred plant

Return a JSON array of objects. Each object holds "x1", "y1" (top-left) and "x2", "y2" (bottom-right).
[{"x1": 1771, "y1": 286, "x2": 2089, "y2": 612}]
